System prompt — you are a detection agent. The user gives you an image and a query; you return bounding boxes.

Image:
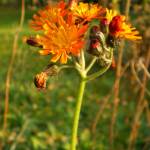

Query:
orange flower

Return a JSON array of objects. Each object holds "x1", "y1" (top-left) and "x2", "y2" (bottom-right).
[
  {"x1": 102, "y1": 9, "x2": 141, "y2": 41},
  {"x1": 36, "y1": 15, "x2": 88, "y2": 64},
  {"x1": 71, "y1": 2, "x2": 105, "y2": 22},
  {"x1": 101, "y1": 9, "x2": 141, "y2": 40},
  {"x1": 109, "y1": 15, "x2": 141, "y2": 40},
  {"x1": 30, "y1": 1, "x2": 67, "y2": 31}
]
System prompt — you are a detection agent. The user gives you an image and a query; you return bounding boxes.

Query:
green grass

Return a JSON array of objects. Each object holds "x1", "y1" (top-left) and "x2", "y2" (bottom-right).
[{"x1": 0, "y1": 6, "x2": 149, "y2": 150}]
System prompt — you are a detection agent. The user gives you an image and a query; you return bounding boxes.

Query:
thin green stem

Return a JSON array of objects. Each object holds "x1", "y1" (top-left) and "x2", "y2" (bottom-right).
[
  {"x1": 71, "y1": 79, "x2": 86, "y2": 150},
  {"x1": 85, "y1": 63, "x2": 111, "y2": 81},
  {"x1": 80, "y1": 50, "x2": 85, "y2": 70},
  {"x1": 59, "y1": 65, "x2": 75, "y2": 70},
  {"x1": 85, "y1": 57, "x2": 97, "y2": 73},
  {"x1": 85, "y1": 48, "x2": 113, "y2": 81}
]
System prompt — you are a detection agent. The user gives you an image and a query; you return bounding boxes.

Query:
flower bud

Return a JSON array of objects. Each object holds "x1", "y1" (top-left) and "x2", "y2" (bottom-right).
[
  {"x1": 89, "y1": 26, "x2": 100, "y2": 39},
  {"x1": 34, "y1": 72, "x2": 48, "y2": 89},
  {"x1": 87, "y1": 39, "x2": 102, "y2": 56},
  {"x1": 44, "y1": 64, "x2": 59, "y2": 76},
  {"x1": 34, "y1": 65, "x2": 59, "y2": 89},
  {"x1": 87, "y1": 26, "x2": 103, "y2": 56},
  {"x1": 106, "y1": 34, "x2": 120, "y2": 48},
  {"x1": 26, "y1": 37, "x2": 42, "y2": 48}
]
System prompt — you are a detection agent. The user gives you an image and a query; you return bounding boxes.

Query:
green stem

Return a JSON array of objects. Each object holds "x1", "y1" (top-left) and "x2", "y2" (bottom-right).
[
  {"x1": 59, "y1": 65, "x2": 75, "y2": 70},
  {"x1": 85, "y1": 57, "x2": 97, "y2": 73},
  {"x1": 71, "y1": 79, "x2": 86, "y2": 150},
  {"x1": 85, "y1": 63, "x2": 111, "y2": 81},
  {"x1": 85, "y1": 48, "x2": 113, "y2": 81}
]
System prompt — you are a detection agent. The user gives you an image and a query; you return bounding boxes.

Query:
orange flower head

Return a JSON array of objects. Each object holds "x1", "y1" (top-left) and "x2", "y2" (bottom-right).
[
  {"x1": 109, "y1": 15, "x2": 142, "y2": 40},
  {"x1": 109, "y1": 15, "x2": 125, "y2": 36},
  {"x1": 36, "y1": 15, "x2": 88, "y2": 64},
  {"x1": 71, "y1": 2, "x2": 105, "y2": 22},
  {"x1": 30, "y1": 1, "x2": 67, "y2": 31}
]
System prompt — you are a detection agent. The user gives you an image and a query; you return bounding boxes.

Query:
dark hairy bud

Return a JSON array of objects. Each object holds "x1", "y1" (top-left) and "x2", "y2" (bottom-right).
[
  {"x1": 34, "y1": 64, "x2": 59, "y2": 89},
  {"x1": 106, "y1": 34, "x2": 120, "y2": 48},
  {"x1": 34, "y1": 72, "x2": 48, "y2": 89},
  {"x1": 87, "y1": 26, "x2": 102, "y2": 56},
  {"x1": 26, "y1": 37, "x2": 42, "y2": 48},
  {"x1": 44, "y1": 64, "x2": 59, "y2": 76}
]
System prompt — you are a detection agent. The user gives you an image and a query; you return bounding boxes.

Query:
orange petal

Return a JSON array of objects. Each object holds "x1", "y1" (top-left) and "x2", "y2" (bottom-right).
[
  {"x1": 39, "y1": 50, "x2": 50, "y2": 55},
  {"x1": 78, "y1": 25, "x2": 88, "y2": 36},
  {"x1": 51, "y1": 53, "x2": 61, "y2": 62},
  {"x1": 60, "y1": 52, "x2": 68, "y2": 64}
]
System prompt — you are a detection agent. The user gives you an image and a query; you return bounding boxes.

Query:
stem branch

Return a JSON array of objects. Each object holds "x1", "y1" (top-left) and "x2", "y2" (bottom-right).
[
  {"x1": 85, "y1": 48, "x2": 113, "y2": 81},
  {"x1": 85, "y1": 57, "x2": 97, "y2": 73}
]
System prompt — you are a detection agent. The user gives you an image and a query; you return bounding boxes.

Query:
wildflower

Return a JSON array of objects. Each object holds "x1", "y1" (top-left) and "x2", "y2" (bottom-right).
[
  {"x1": 36, "y1": 16, "x2": 88, "y2": 64},
  {"x1": 109, "y1": 15, "x2": 141, "y2": 40},
  {"x1": 71, "y1": 2, "x2": 105, "y2": 22},
  {"x1": 103, "y1": 9, "x2": 141, "y2": 41},
  {"x1": 30, "y1": 1, "x2": 67, "y2": 31}
]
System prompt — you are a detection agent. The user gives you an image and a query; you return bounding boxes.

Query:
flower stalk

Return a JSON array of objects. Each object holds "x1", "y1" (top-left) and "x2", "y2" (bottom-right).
[
  {"x1": 71, "y1": 78, "x2": 87, "y2": 150},
  {"x1": 71, "y1": 47, "x2": 113, "y2": 150}
]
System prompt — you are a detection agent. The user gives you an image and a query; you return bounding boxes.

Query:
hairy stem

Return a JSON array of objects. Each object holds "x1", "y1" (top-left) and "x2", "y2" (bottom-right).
[{"x1": 71, "y1": 79, "x2": 86, "y2": 150}]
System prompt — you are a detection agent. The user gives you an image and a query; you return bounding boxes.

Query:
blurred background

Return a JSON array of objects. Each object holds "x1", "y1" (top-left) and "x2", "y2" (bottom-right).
[{"x1": 0, "y1": 0, "x2": 149, "y2": 149}]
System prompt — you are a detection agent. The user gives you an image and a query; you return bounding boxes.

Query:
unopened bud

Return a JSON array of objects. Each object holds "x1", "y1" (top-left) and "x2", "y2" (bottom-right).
[
  {"x1": 44, "y1": 64, "x2": 59, "y2": 76},
  {"x1": 34, "y1": 64, "x2": 59, "y2": 89},
  {"x1": 26, "y1": 37, "x2": 42, "y2": 48},
  {"x1": 34, "y1": 72, "x2": 48, "y2": 89},
  {"x1": 87, "y1": 39, "x2": 102, "y2": 56},
  {"x1": 87, "y1": 26, "x2": 103, "y2": 56},
  {"x1": 95, "y1": 31, "x2": 105, "y2": 44},
  {"x1": 106, "y1": 34, "x2": 120, "y2": 48},
  {"x1": 89, "y1": 26, "x2": 100, "y2": 39}
]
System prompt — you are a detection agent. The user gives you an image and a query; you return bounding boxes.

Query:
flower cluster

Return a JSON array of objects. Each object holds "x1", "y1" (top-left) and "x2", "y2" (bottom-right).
[
  {"x1": 27, "y1": 0, "x2": 141, "y2": 65},
  {"x1": 104, "y1": 9, "x2": 142, "y2": 41},
  {"x1": 26, "y1": 2, "x2": 142, "y2": 150}
]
